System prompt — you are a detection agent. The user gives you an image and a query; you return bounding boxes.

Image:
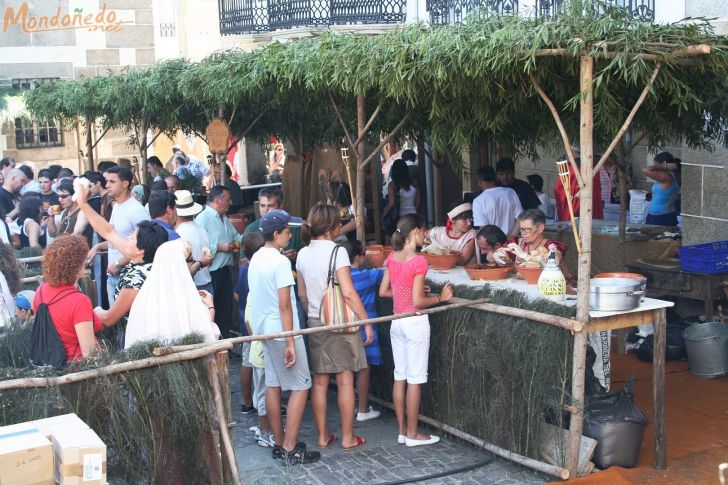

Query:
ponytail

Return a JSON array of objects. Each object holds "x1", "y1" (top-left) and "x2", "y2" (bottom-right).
[{"x1": 391, "y1": 214, "x2": 423, "y2": 251}]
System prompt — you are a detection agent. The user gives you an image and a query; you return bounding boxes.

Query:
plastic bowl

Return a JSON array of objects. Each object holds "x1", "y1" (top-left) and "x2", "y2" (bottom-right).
[
  {"x1": 516, "y1": 265, "x2": 543, "y2": 285},
  {"x1": 464, "y1": 265, "x2": 513, "y2": 281},
  {"x1": 423, "y1": 251, "x2": 461, "y2": 270}
]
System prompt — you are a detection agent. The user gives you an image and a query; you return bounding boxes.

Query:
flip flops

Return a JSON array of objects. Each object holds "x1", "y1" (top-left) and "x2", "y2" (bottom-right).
[
  {"x1": 342, "y1": 436, "x2": 366, "y2": 451},
  {"x1": 317, "y1": 434, "x2": 338, "y2": 449}
]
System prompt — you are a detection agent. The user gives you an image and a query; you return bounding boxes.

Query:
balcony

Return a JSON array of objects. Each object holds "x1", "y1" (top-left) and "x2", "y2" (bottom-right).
[
  {"x1": 218, "y1": 0, "x2": 654, "y2": 36},
  {"x1": 219, "y1": 0, "x2": 407, "y2": 35}
]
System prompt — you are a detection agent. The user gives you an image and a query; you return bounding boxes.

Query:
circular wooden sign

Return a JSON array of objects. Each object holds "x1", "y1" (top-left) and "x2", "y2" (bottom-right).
[{"x1": 206, "y1": 118, "x2": 230, "y2": 153}]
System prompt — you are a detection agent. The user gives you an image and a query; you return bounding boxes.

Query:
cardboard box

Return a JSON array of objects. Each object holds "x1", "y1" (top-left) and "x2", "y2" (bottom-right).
[
  {"x1": 0, "y1": 428, "x2": 54, "y2": 485},
  {"x1": 0, "y1": 413, "x2": 89, "y2": 441},
  {"x1": 51, "y1": 428, "x2": 107, "y2": 485}
]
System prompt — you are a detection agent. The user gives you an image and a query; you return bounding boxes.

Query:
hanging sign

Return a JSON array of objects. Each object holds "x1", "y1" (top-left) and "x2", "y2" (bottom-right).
[{"x1": 206, "y1": 118, "x2": 230, "y2": 153}]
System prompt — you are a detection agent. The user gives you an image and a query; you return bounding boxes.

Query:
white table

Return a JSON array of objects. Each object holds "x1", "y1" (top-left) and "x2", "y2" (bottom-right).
[{"x1": 426, "y1": 267, "x2": 673, "y2": 469}]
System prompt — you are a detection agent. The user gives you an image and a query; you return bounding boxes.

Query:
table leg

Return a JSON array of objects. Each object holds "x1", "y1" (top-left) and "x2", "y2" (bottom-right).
[
  {"x1": 652, "y1": 307, "x2": 667, "y2": 470},
  {"x1": 705, "y1": 282, "x2": 714, "y2": 320}
]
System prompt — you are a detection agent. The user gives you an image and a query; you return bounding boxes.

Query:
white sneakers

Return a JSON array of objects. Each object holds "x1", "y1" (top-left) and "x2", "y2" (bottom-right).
[
  {"x1": 356, "y1": 407, "x2": 382, "y2": 422},
  {"x1": 250, "y1": 426, "x2": 276, "y2": 448},
  {"x1": 397, "y1": 434, "x2": 441, "y2": 447}
]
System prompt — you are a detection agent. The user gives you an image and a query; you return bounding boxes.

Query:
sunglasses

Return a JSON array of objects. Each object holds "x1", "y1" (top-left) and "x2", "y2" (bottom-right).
[{"x1": 58, "y1": 193, "x2": 71, "y2": 199}]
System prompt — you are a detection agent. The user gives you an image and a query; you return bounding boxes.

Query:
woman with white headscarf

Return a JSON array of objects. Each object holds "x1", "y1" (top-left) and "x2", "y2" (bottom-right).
[
  {"x1": 426, "y1": 201, "x2": 476, "y2": 266},
  {"x1": 125, "y1": 239, "x2": 220, "y2": 348}
]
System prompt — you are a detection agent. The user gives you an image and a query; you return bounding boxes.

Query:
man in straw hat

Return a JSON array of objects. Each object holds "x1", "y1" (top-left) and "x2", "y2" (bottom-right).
[{"x1": 174, "y1": 190, "x2": 213, "y2": 292}]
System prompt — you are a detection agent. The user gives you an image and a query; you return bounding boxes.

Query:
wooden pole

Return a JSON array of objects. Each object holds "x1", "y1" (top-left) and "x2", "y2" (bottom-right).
[
  {"x1": 449, "y1": 297, "x2": 583, "y2": 332},
  {"x1": 369, "y1": 397, "x2": 570, "y2": 480},
  {"x1": 215, "y1": 351, "x2": 233, "y2": 426},
  {"x1": 370, "y1": 154, "x2": 382, "y2": 243},
  {"x1": 154, "y1": 298, "x2": 491, "y2": 355},
  {"x1": 205, "y1": 357, "x2": 241, "y2": 485},
  {"x1": 0, "y1": 341, "x2": 233, "y2": 391},
  {"x1": 566, "y1": 55, "x2": 595, "y2": 478},
  {"x1": 355, "y1": 94, "x2": 367, "y2": 242},
  {"x1": 652, "y1": 307, "x2": 667, "y2": 469}
]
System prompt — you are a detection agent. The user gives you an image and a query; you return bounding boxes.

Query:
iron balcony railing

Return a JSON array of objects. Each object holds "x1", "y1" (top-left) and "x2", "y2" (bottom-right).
[
  {"x1": 219, "y1": 0, "x2": 407, "y2": 35},
  {"x1": 218, "y1": 0, "x2": 654, "y2": 35}
]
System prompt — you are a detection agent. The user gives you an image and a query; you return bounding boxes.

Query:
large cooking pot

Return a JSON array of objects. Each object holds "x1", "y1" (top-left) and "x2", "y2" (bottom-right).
[{"x1": 589, "y1": 278, "x2": 645, "y2": 311}]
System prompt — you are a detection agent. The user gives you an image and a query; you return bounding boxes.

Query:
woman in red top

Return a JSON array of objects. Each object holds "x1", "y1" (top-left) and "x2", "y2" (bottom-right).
[{"x1": 33, "y1": 235, "x2": 101, "y2": 361}]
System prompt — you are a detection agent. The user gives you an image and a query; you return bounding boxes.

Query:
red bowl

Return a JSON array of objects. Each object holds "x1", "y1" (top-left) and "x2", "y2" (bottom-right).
[
  {"x1": 464, "y1": 265, "x2": 513, "y2": 281},
  {"x1": 423, "y1": 251, "x2": 461, "y2": 270},
  {"x1": 516, "y1": 265, "x2": 543, "y2": 285},
  {"x1": 383, "y1": 245, "x2": 393, "y2": 260},
  {"x1": 365, "y1": 245, "x2": 386, "y2": 267}
]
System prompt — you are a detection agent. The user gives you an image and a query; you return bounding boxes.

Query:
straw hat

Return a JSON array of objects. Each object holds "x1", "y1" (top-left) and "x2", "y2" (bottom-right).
[{"x1": 174, "y1": 190, "x2": 203, "y2": 217}]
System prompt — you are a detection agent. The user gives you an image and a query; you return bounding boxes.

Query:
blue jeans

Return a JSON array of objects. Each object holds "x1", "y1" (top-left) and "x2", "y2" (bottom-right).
[{"x1": 106, "y1": 274, "x2": 120, "y2": 305}]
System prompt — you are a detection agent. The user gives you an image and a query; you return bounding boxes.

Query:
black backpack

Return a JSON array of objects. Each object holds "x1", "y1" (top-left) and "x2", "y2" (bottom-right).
[{"x1": 29, "y1": 287, "x2": 78, "y2": 369}]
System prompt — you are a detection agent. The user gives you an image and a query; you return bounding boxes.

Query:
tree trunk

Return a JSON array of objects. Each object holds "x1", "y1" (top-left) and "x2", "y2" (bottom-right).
[
  {"x1": 139, "y1": 122, "x2": 149, "y2": 186},
  {"x1": 567, "y1": 55, "x2": 595, "y2": 478},
  {"x1": 355, "y1": 94, "x2": 367, "y2": 243},
  {"x1": 617, "y1": 142, "x2": 628, "y2": 265},
  {"x1": 85, "y1": 117, "x2": 95, "y2": 170}
]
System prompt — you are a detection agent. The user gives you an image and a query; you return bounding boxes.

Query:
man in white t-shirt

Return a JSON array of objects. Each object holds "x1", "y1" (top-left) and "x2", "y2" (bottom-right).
[
  {"x1": 472, "y1": 166, "x2": 523, "y2": 236},
  {"x1": 88, "y1": 166, "x2": 149, "y2": 304},
  {"x1": 248, "y1": 209, "x2": 320, "y2": 465}
]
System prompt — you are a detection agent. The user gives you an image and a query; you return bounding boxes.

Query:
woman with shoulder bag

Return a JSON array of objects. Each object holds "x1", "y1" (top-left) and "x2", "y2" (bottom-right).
[{"x1": 296, "y1": 204, "x2": 372, "y2": 451}]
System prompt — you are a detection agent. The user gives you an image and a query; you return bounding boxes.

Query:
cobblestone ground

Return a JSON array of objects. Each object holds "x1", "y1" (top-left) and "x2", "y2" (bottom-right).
[{"x1": 230, "y1": 357, "x2": 549, "y2": 484}]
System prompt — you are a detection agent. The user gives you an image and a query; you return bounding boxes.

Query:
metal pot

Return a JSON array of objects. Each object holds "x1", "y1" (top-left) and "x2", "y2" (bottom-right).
[{"x1": 589, "y1": 278, "x2": 645, "y2": 311}]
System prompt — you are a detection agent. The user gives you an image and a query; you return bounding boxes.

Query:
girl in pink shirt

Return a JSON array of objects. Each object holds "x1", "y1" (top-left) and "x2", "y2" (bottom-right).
[{"x1": 379, "y1": 214, "x2": 453, "y2": 447}]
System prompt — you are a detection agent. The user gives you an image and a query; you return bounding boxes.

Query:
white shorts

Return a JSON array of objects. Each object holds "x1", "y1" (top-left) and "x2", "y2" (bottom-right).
[
  {"x1": 390, "y1": 315, "x2": 430, "y2": 384},
  {"x1": 241, "y1": 342, "x2": 252, "y2": 368},
  {"x1": 252, "y1": 367, "x2": 266, "y2": 416}
]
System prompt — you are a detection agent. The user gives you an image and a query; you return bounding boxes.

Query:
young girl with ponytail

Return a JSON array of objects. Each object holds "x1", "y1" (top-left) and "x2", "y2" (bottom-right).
[{"x1": 379, "y1": 214, "x2": 453, "y2": 447}]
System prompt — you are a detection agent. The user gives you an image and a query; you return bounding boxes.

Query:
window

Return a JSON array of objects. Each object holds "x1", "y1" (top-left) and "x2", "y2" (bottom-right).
[
  {"x1": 12, "y1": 78, "x2": 64, "y2": 149},
  {"x1": 14, "y1": 118, "x2": 63, "y2": 149}
]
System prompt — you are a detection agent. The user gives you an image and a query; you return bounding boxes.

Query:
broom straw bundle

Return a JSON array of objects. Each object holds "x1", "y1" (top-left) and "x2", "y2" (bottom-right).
[
  {"x1": 556, "y1": 159, "x2": 582, "y2": 254},
  {"x1": 340, "y1": 147, "x2": 356, "y2": 215}
]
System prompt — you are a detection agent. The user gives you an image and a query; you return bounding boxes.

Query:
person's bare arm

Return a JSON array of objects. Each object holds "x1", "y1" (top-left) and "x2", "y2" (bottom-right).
[
  {"x1": 642, "y1": 165, "x2": 673, "y2": 185},
  {"x1": 382, "y1": 182, "x2": 396, "y2": 217},
  {"x1": 378, "y1": 268, "x2": 392, "y2": 298},
  {"x1": 94, "y1": 288, "x2": 138, "y2": 327},
  {"x1": 75, "y1": 184, "x2": 129, "y2": 255},
  {"x1": 457, "y1": 238, "x2": 475, "y2": 266},
  {"x1": 412, "y1": 274, "x2": 452, "y2": 308},
  {"x1": 74, "y1": 321, "x2": 97, "y2": 358},
  {"x1": 46, "y1": 210, "x2": 59, "y2": 236},
  {"x1": 296, "y1": 271, "x2": 309, "y2": 315},
  {"x1": 26, "y1": 221, "x2": 43, "y2": 252},
  {"x1": 72, "y1": 210, "x2": 89, "y2": 237},
  {"x1": 279, "y1": 286, "x2": 296, "y2": 368}
]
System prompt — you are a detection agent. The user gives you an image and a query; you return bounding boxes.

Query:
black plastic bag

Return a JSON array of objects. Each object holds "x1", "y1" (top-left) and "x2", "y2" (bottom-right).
[
  {"x1": 29, "y1": 289, "x2": 77, "y2": 369},
  {"x1": 586, "y1": 344, "x2": 606, "y2": 396},
  {"x1": 583, "y1": 377, "x2": 648, "y2": 469},
  {"x1": 636, "y1": 325, "x2": 688, "y2": 363}
]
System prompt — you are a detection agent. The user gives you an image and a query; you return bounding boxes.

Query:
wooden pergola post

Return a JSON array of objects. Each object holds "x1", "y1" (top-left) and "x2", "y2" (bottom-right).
[{"x1": 566, "y1": 54, "x2": 595, "y2": 477}]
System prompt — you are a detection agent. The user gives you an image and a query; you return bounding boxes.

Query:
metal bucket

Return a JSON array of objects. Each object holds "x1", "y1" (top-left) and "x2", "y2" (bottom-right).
[{"x1": 682, "y1": 322, "x2": 728, "y2": 378}]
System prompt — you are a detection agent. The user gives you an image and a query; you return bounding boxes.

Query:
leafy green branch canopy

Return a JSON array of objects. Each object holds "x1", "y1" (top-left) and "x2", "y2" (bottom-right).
[{"x1": 24, "y1": 3, "x2": 728, "y2": 171}]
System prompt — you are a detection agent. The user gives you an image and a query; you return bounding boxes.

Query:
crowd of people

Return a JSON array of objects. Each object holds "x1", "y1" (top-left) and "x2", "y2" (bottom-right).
[{"x1": 0, "y1": 146, "x2": 682, "y2": 468}]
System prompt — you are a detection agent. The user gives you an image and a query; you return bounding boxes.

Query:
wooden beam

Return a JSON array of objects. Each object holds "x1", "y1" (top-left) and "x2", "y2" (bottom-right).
[
  {"x1": 593, "y1": 62, "x2": 662, "y2": 174},
  {"x1": 587, "y1": 311, "x2": 655, "y2": 333},
  {"x1": 566, "y1": 54, "x2": 595, "y2": 479},
  {"x1": 529, "y1": 73, "x2": 584, "y2": 189},
  {"x1": 369, "y1": 396, "x2": 570, "y2": 480},
  {"x1": 652, "y1": 307, "x2": 667, "y2": 470},
  {"x1": 205, "y1": 357, "x2": 241, "y2": 485},
  {"x1": 528, "y1": 44, "x2": 711, "y2": 64},
  {"x1": 449, "y1": 297, "x2": 583, "y2": 332}
]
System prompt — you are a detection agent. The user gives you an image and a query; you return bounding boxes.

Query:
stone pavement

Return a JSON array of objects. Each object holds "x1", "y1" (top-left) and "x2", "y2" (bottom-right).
[{"x1": 229, "y1": 358, "x2": 549, "y2": 484}]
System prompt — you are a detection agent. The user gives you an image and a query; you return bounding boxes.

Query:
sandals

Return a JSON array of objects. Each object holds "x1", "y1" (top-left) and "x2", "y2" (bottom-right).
[
  {"x1": 342, "y1": 436, "x2": 366, "y2": 451},
  {"x1": 317, "y1": 434, "x2": 338, "y2": 449},
  {"x1": 281, "y1": 445, "x2": 321, "y2": 465}
]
